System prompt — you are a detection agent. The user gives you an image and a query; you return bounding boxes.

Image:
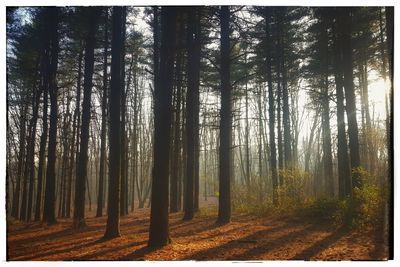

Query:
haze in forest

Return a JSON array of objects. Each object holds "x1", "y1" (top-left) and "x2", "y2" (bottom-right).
[{"x1": 5, "y1": 5, "x2": 394, "y2": 261}]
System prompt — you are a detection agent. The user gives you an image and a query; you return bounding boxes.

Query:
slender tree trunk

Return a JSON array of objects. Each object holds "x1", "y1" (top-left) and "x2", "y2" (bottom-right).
[
  {"x1": 304, "y1": 112, "x2": 318, "y2": 174},
  {"x1": 339, "y1": 8, "x2": 361, "y2": 189},
  {"x1": 35, "y1": 66, "x2": 49, "y2": 221},
  {"x1": 320, "y1": 15, "x2": 333, "y2": 197},
  {"x1": 333, "y1": 17, "x2": 351, "y2": 198},
  {"x1": 22, "y1": 78, "x2": 40, "y2": 221},
  {"x1": 183, "y1": 7, "x2": 201, "y2": 220},
  {"x1": 97, "y1": 8, "x2": 108, "y2": 217},
  {"x1": 120, "y1": 6, "x2": 128, "y2": 217},
  {"x1": 170, "y1": 19, "x2": 183, "y2": 212},
  {"x1": 104, "y1": 6, "x2": 123, "y2": 239},
  {"x1": 217, "y1": 6, "x2": 232, "y2": 225},
  {"x1": 245, "y1": 53, "x2": 250, "y2": 190},
  {"x1": 277, "y1": 9, "x2": 292, "y2": 170},
  {"x1": 265, "y1": 8, "x2": 278, "y2": 205},
  {"x1": 378, "y1": 8, "x2": 387, "y2": 80},
  {"x1": 12, "y1": 103, "x2": 26, "y2": 219},
  {"x1": 73, "y1": 7, "x2": 100, "y2": 228},
  {"x1": 43, "y1": 8, "x2": 59, "y2": 225},
  {"x1": 148, "y1": 7, "x2": 177, "y2": 247},
  {"x1": 385, "y1": 6, "x2": 394, "y2": 260}
]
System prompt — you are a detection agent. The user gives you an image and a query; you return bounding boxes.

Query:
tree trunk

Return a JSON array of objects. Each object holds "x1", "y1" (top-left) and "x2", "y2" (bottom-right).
[
  {"x1": 265, "y1": 8, "x2": 278, "y2": 205},
  {"x1": 319, "y1": 15, "x2": 333, "y2": 197},
  {"x1": 120, "y1": 6, "x2": 128, "y2": 217},
  {"x1": 97, "y1": 8, "x2": 108, "y2": 218},
  {"x1": 104, "y1": 6, "x2": 123, "y2": 239},
  {"x1": 333, "y1": 15, "x2": 351, "y2": 198},
  {"x1": 277, "y1": 9, "x2": 292, "y2": 170},
  {"x1": 385, "y1": 6, "x2": 394, "y2": 260},
  {"x1": 183, "y1": 7, "x2": 201, "y2": 220},
  {"x1": 148, "y1": 6, "x2": 177, "y2": 247},
  {"x1": 217, "y1": 6, "x2": 232, "y2": 225},
  {"x1": 339, "y1": 8, "x2": 361, "y2": 189},
  {"x1": 73, "y1": 7, "x2": 100, "y2": 229},
  {"x1": 22, "y1": 75, "x2": 41, "y2": 221},
  {"x1": 43, "y1": 7, "x2": 59, "y2": 225},
  {"x1": 170, "y1": 16, "x2": 184, "y2": 213},
  {"x1": 34, "y1": 59, "x2": 49, "y2": 221}
]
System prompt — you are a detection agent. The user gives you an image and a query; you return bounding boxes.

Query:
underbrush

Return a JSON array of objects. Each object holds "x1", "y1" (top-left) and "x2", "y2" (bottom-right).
[{"x1": 231, "y1": 167, "x2": 388, "y2": 230}]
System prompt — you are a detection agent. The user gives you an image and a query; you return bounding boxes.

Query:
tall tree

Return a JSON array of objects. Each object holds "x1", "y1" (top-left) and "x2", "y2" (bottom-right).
[
  {"x1": 333, "y1": 9, "x2": 351, "y2": 198},
  {"x1": 169, "y1": 12, "x2": 184, "y2": 213},
  {"x1": 183, "y1": 7, "x2": 201, "y2": 221},
  {"x1": 217, "y1": 6, "x2": 232, "y2": 224},
  {"x1": 148, "y1": 6, "x2": 177, "y2": 247},
  {"x1": 97, "y1": 8, "x2": 108, "y2": 218},
  {"x1": 34, "y1": 48, "x2": 49, "y2": 221},
  {"x1": 104, "y1": 6, "x2": 123, "y2": 239},
  {"x1": 73, "y1": 7, "x2": 101, "y2": 229},
  {"x1": 277, "y1": 8, "x2": 292, "y2": 170},
  {"x1": 25, "y1": 81, "x2": 42, "y2": 221},
  {"x1": 43, "y1": 7, "x2": 60, "y2": 225},
  {"x1": 120, "y1": 6, "x2": 128, "y2": 217},
  {"x1": 264, "y1": 8, "x2": 278, "y2": 205},
  {"x1": 385, "y1": 6, "x2": 393, "y2": 260},
  {"x1": 339, "y1": 8, "x2": 361, "y2": 189}
]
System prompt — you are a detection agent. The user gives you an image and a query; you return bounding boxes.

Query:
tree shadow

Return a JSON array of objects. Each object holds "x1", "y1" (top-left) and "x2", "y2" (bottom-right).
[
  {"x1": 15, "y1": 238, "x2": 105, "y2": 261},
  {"x1": 369, "y1": 226, "x2": 388, "y2": 260},
  {"x1": 118, "y1": 245, "x2": 158, "y2": 260},
  {"x1": 184, "y1": 222, "x2": 322, "y2": 260},
  {"x1": 290, "y1": 227, "x2": 349, "y2": 260},
  {"x1": 70, "y1": 240, "x2": 148, "y2": 260},
  {"x1": 8, "y1": 228, "x2": 75, "y2": 247},
  {"x1": 228, "y1": 223, "x2": 334, "y2": 260}
]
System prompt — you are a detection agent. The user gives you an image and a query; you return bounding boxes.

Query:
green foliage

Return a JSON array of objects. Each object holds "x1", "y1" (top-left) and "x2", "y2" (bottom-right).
[
  {"x1": 230, "y1": 166, "x2": 387, "y2": 232},
  {"x1": 299, "y1": 197, "x2": 341, "y2": 223},
  {"x1": 349, "y1": 167, "x2": 387, "y2": 229},
  {"x1": 198, "y1": 205, "x2": 218, "y2": 217},
  {"x1": 275, "y1": 169, "x2": 311, "y2": 213},
  {"x1": 231, "y1": 180, "x2": 273, "y2": 216},
  {"x1": 304, "y1": 168, "x2": 388, "y2": 230}
]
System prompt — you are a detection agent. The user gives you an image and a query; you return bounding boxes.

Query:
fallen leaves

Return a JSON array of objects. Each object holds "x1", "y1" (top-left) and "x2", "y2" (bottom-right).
[{"x1": 7, "y1": 205, "x2": 388, "y2": 261}]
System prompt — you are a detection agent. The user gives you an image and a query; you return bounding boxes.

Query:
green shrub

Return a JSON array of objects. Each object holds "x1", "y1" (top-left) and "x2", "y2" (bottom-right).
[{"x1": 329, "y1": 168, "x2": 388, "y2": 230}]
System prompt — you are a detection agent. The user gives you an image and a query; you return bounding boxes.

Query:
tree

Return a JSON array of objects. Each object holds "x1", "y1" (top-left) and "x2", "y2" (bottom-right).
[
  {"x1": 148, "y1": 6, "x2": 177, "y2": 247},
  {"x1": 169, "y1": 11, "x2": 184, "y2": 213},
  {"x1": 104, "y1": 6, "x2": 123, "y2": 239},
  {"x1": 97, "y1": 7, "x2": 109, "y2": 218},
  {"x1": 217, "y1": 6, "x2": 232, "y2": 225},
  {"x1": 264, "y1": 8, "x2": 278, "y2": 205},
  {"x1": 183, "y1": 7, "x2": 201, "y2": 221},
  {"x1": 385, "y1": 6, "x2": 393, "y2": 260},
  {"x1": 43, "y1": 7, "x2": 60, "y2": 225},
  {"x1": 332, "y1": 8, "x2": 351, "y2": 198},
  {"x1": 338, "y1": 8, "x2": 361, "y2": 189},
  {"x1": 73, "y1": 7, "x2": 101, "y2": 229},
  {"x1": 120, "y1": 6, "x2": 128, "y2": 217}
]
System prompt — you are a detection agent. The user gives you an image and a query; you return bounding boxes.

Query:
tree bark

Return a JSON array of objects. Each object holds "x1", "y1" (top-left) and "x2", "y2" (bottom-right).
[
  {"x1": 170, "y1": 15, "x2": 184, "y2": 213},
  {"x1": 333, "y1": 14, "x2": 351, "y2": 198},
  {"x1": 97, "y1": 8, "x2": 108, "y2": 218},
  {"x1": 183, "y1": 7, "x2": 201, "y2": 220},
  {"x1": 339, "y1": 8, "x2": 361, "y2": 189},
  {"x1": 265, "y1": 8, "x2": 278, "y2": 205},
  {"x1": 73, "y1": 7, "x2": 100, "y2": 229},
  {"x1": 217, "y1": 6, "x2": 232, "y2": 225},
  {"x1": 148, "y1": 6, "x2": 177, "y2": 247},
  {"x1": 120, "y1": 6, "x2": 128, "y2": 217},
  {"x1": 43, "y1": 7, "x2": 59, "y2": 225},
  {"x1": 104, "y1": 6, "x2": 123, "y2": 239}
]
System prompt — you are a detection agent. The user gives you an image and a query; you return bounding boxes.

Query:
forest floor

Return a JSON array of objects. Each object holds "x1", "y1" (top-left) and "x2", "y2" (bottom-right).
[{"x1": 7, "y1": 197, "x2": 388, "y2": 261}]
